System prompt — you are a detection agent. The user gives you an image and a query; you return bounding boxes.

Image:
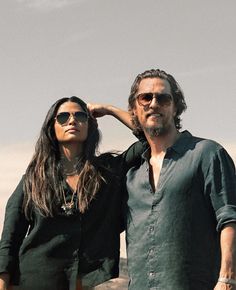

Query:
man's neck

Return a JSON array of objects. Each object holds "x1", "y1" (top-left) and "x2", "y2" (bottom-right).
[{"x1": 145, "y1": 129, "x2": 180, "y2": 157}]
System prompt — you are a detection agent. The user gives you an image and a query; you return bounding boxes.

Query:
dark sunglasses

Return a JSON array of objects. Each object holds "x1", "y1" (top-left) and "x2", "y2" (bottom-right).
[
  {"x1": 136, "y1": 93, "x2": 172, "y2": 107},
  {"x1": 55, "y1": 111, "x2": 88, "y2": 125}
]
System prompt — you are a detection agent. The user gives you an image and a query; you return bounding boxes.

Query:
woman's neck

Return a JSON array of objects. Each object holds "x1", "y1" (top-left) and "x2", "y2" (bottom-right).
[
  {"x1": 59, "y1": 143, "x2": 83, "y2": 176},
  {"x1": 59, "y1": 143, "x2": 83, "y2": 161}
]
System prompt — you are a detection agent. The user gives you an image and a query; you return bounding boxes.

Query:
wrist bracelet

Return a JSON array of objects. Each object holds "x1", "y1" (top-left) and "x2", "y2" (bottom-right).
[{"x1": 218, "y1": 277, "x2": 236, "y2": 286}]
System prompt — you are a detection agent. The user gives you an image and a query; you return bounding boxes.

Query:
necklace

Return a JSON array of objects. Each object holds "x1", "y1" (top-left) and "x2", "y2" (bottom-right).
[
  {"x1": 61, "y1": 189, "x2": 77, "y2": 216},
  {"x1": 60, "y1": 155, "x2": 82, "y2": 177}
]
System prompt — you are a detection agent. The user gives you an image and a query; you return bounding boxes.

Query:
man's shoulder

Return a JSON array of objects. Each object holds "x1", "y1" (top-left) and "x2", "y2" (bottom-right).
[{"x1": 184, "y1": 131, "x2": 223, "y2": 153}]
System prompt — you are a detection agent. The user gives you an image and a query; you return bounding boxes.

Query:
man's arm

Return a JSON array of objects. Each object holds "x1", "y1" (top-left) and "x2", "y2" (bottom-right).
[
  {"x1": 87, "y1": 103, "x2": 134, "y2": 129},
  {"x1": 214, "y1": 223, "x2": 236, "y2": 290}
]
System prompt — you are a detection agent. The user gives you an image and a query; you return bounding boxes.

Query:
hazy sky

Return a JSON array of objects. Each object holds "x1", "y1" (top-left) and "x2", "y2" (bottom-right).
[{"x1": 0, "y1": 0, "x2": 236, "y2": 239}]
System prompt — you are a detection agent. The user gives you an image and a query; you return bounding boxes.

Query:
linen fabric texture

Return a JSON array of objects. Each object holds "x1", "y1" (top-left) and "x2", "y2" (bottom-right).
[
  {"x1": 0, "y1": 141, "x2": 143, "y2": 290},
  {"x1": 125, "y1": 131, "x2": 236, "y2": 290}
]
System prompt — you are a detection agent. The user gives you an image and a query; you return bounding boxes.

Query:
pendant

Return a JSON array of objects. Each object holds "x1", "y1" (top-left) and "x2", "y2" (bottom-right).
[{"x1": 61, "y1": 201, "x2": 75, "y2": 216}]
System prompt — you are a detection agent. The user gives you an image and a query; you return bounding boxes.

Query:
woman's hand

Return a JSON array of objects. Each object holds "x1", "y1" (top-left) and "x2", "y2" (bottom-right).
[
  {"x1": 0, "y1": 273, "x2": 9, "y2": 290},
  {"x1": 214, "y1": 281, "x2": 236, "y2": 289}
]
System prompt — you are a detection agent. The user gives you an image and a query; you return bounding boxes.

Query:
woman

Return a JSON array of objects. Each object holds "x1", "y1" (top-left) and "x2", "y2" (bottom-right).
[{"x1": 0, "y1": 96, "x2": 143, "y2": 290}]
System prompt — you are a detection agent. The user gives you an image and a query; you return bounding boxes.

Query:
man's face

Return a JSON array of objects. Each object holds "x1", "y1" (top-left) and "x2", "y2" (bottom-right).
[{"x1": 133, "y1": 77, "x2": 177, "y2": 137}]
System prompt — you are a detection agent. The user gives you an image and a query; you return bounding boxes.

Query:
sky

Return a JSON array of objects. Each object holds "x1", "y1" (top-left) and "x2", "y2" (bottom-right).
[{"x1": 0, "y1": 0, "x2": 236, "y2": 253}]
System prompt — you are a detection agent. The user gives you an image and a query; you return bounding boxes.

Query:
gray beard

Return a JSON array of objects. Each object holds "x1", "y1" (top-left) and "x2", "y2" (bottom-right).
[
  {"x1": 145, "y1": 126, "x2": 165, "y2": 138},
  {"x1": 145, "y1": 127, "x2": 163, "y2": 137}
]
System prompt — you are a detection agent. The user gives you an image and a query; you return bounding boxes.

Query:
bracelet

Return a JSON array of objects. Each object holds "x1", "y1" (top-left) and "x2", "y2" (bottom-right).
[{"x1": 218, "y1": 277, "x2": 236, "y2": 286}]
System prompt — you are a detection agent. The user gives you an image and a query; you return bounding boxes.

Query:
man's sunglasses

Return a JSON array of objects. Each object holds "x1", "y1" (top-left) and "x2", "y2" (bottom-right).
[
  {"x1": 136, "y1": 93, "x2": 172, "y2": 107},
  {"x1": 55, "y1": 111, "x2": 88, "y2": 125}
]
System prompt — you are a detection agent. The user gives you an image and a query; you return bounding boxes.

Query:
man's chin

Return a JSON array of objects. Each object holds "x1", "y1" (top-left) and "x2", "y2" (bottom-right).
[{"x1": 144, "y1": 126, "x2": 164, "y2": 138}]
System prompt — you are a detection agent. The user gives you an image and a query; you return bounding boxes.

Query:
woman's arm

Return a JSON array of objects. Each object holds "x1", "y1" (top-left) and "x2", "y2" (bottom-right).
[
  {"x1": 0, "y1": 177, "x2": 29, "y2": 285},
  {"x1": 87, "y1": 103, "x2": 134, "y2": 130},
  {"x1": 0, "y1": 273, "x2": 9, "y2": 290}
]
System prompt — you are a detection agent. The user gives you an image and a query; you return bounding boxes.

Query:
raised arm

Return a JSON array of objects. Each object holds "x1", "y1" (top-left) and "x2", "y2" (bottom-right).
[{"x1": 87, "y1": 103, "x2": 134, "y2": 130}]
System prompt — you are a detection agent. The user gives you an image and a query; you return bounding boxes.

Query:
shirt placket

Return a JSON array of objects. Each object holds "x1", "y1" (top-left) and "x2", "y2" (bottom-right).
[{"x1": 146, "y1": 157, "x2": 169, "y2": 290}]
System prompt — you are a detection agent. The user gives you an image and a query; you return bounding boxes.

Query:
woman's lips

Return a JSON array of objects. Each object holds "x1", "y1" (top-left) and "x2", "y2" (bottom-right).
[{"x1": 66, "y1": 127, "x2": 79, "y2": 133}]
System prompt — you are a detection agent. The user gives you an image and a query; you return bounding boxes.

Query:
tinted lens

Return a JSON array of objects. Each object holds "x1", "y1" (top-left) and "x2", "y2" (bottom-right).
[
  {"x1": 137, "y1": 93, "x2": 172, "y2": 106},
  {"x1": 137, "y1": 93, "x2": 153, "y2": 106},
  {"x1": 56, "y1": 112, "x2": 70, "y2": 125},
  {"x1": 56, "y1": 111, "x2": 88, "y2": 125},
  {"x1": 74, "y1": 111, "x2": 88, "y2": 123},
  {"x1": 157, "y1": 94, "x2": 172, "y2": 106}
]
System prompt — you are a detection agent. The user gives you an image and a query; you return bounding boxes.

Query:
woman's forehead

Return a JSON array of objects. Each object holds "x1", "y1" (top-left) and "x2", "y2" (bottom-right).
[{"x1": 57, "y1": 101, "x2": 84, "y2": 113}]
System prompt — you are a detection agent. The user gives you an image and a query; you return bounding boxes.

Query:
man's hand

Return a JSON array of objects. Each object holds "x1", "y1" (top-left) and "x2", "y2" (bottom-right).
[{"x1": 87, "y1": 103, "x2": 134, "y2": 130}]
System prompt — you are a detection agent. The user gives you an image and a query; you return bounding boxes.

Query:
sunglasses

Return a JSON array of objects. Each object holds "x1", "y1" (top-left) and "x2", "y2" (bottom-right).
[
  {"x1": 136, "y1": 93, "x2": 172, "y2": 107},
  {"x1": 55, "y1": 111, "x2": 88, "y2": 125}
]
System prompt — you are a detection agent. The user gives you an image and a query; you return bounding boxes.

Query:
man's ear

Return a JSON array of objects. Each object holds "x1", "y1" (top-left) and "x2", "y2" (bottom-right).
[
  {"x1": 173, "y1": 105, "x2": 177, "y2": 117},
  {"x1": 132, "y1": 107, "x2": 137, "y2": 116}
]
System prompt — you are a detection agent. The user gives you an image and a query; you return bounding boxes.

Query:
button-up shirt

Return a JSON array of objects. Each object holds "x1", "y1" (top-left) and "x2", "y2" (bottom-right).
[
  {"x1": 125, "y1": 131, "x2": 236, "y2": 290},
  {"x1": 0, "y1": 141, "x2": 143, "y2": 290}
]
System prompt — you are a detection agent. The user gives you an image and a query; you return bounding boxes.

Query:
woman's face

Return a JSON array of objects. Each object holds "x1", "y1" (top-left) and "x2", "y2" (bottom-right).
[{"x1": 54, "y1": 101, "x2": 88, "y2": 145}]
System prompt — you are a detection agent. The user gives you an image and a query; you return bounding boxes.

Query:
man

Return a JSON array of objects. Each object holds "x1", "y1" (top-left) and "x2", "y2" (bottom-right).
[
  {"x1": 124, "y1": 69, "x2": 236, "y2": 290},
  {"x1": 88, "y1": 69, "x2": 236, "y2": 290}
]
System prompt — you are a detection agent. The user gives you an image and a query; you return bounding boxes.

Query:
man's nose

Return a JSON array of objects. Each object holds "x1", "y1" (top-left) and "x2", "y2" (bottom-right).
[{"x1": 149, "y1": 96, "x2": 160, "y2": 108}]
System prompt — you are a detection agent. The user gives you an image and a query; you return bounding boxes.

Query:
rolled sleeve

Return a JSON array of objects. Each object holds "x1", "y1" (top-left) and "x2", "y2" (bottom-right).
[
  {"x1": 0, "y1": 255, "x2": 15, "y2": 274},
  {"x1": 203, "y1": 145, "x2": 236, "y2": 232},
  {"x1": 216, "y1": 205, "x2": 236, "y2": 231}
]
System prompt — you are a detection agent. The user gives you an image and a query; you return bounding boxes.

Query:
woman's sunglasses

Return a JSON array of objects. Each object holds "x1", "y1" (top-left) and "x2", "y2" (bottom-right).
[
  {"x1": 136, "y1": 93, "x2": 172, "y2": 107},
  {"x1": 55, "y1": 111, "x2": 88, "y2": 125}
]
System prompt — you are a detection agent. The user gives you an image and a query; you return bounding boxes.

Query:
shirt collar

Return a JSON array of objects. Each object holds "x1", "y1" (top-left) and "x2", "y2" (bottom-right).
[
  {"x1": 141, "y1": 130, "x2": 192, "y2": 160},
  {"x1": 170, "y1": 130, "x2": 192, "y2": 154}
]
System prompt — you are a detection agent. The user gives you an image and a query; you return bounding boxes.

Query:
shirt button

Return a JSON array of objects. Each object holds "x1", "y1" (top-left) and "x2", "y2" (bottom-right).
[
  {"x1": 73, "y1": 250, "x2": 79, "y2": 258},
  {"x1": 149, "y1": 271, "x2": 155, "y2": 278},
  {"x1": 149, "y1": 248, "x2": 154, "y2": 255},
  {"x1": 149, "y1": 226, "x2": 154, "y2": 232}
]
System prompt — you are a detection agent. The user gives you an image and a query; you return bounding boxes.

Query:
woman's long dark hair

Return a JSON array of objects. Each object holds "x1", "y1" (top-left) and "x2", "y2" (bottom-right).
[{"x1": 23, "y1": 96, "x2": 104, "y2": 218}]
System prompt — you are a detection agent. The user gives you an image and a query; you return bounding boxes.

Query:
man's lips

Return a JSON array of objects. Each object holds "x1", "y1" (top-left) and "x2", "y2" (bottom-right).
[{"x1": 146, "y1": 112, "x2": 163, "y2": 118}]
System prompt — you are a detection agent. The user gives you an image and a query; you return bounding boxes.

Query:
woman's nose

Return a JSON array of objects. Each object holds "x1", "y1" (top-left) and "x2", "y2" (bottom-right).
[{"x1": 68, "y1": 114, "x2": 77, "y2": 124}]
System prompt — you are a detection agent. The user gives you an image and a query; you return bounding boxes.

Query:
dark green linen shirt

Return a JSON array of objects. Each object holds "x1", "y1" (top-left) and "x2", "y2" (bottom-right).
[
  {"x1": 125, "y1": 131, "x2": 236, "y2": 290},
  {"x1": 0, "y1": 141, "x2": 143, "y2": 290}
]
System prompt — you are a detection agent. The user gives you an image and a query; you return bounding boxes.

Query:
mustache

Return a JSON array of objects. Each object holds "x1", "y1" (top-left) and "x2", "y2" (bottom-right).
[{"x1": 145, "y1": 110, "x2": 163, "y2": 118}]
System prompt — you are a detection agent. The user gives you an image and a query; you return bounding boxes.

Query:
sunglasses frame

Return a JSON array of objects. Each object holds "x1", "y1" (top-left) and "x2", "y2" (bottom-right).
[
  {"x1": 55, "y1": 111, "x2": 88, "y2": 125},
  {"x1": 136, "y1": 92, "x2": 173, "y2": 107}
]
